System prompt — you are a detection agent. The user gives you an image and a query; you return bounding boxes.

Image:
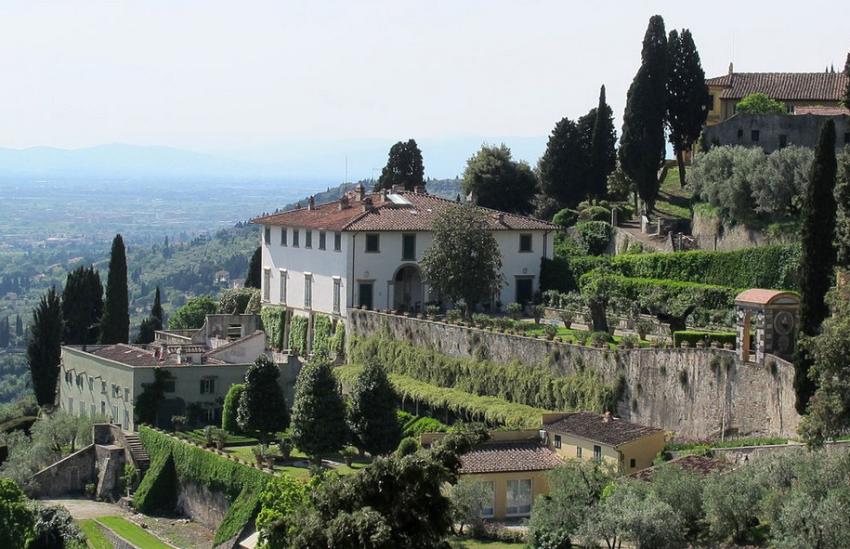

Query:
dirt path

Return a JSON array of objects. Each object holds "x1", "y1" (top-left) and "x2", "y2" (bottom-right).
[{"x1": 39, "y1": 498, "x2": 128, "y2": 520}]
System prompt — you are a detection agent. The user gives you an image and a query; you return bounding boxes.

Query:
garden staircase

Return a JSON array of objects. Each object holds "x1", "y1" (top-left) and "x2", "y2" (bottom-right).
[{"x1": 123, "y1": 432, "x2": 150, "y2": 472}]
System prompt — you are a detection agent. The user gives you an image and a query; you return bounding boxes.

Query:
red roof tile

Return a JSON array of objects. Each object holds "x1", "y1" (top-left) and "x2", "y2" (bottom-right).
[
  {"x1": 90, "y1": 344, "x2": 158, "y2": 367},
  {"x1": 544, "y1": 412, "x2": 662, "y2": 447},
  {"x1": 631, "y1": 454, "x2": 732, "y2": 481},
  {"x1": 706, "y1": 72, "x2": 848, "y2": 101},
  {"x1": 794, "y1": 105, "x2": 850, "y2": 116},
  {"x1": 252, "y1": 191, "x2": 557, "y2": 232},
  {"x1": 735, "y1": 289, "x2": 799, "y2": 306},
  {"x1": 459, "y1": 441, "x2": 563, "y2": 474}
]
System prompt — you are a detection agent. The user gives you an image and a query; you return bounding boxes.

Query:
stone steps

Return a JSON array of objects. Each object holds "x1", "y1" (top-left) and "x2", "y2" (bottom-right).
[{"x1": 122, "y1": 432, "x2": 150, "y2": 470}]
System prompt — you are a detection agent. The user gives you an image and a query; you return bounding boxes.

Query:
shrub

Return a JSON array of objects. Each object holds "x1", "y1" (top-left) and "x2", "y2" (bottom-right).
[
  {"x1": 401, "y1": 416, "x2": 448, "y2": 438},
  {"x1": 221, "y1": 384, "x2": 245, "y2": 434},
  {"x1": 396, "y1": 437, "x2": 419, "y2": 457},
  {"x1": 575, "y1": 221, "x2": 612, "y2": 255},
  {"x1": 219, "y1": 288, "x2": 257, "y2": 315},
  {"x1": 578, "y1": 205, "x2": 611, "y2": 222},
  {"x1": 673, "y1": 330, "x2": 736, "y2": 348},
  {"x1": 579, "y1": 271, "x2": 740, "y2": 312},
  {"x1": 288, "y1": 315, "x2": 308, "y2": 355},
  {"x1": 506, "y1": 302, "x2": 523, "y2": 320},
  {"x1": 558, "y1": 310, "x2": 575, "y2": 329},
  {"x1": 543, "y1": 325, "x2": 558, "y2": 339},
  {"x1": 532, "y1": 304, "x2": 546, "y2": 324},
  {"x1": 446, "y1": 309, "x2": 462, "y2": 323},
  {"x1": 541, "y1": 255, "x2": 610, "y2": 293},
  {"x1": 471, "y1": 313, "x2": 492, "y2": 329},
  {"x1": 426, "y1": 305, "x2": 440, "y2": 318},
  {"x1": 552, "y1": 208, "x2": 579, "y2": 228}
]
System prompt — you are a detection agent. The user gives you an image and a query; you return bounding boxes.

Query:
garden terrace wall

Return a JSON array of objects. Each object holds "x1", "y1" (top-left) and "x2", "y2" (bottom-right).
[{"x1": 346, "y1": 310, "x2": 800, "y2": 439}]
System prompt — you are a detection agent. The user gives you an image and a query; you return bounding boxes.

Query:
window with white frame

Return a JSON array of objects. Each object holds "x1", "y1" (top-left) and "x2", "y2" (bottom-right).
[
  {"x1": 506, "y1": 479, "x2": 532, "y2": 516},
  {"x1": 577, "y1": 446, "x2": 583, "y2": 458},
  {"x1": 593, "y1": 445, "x2": 602, "y2": 462},
  {"x1": 305, "y1": 230, "x2": 312, "y2": 248},
  {"x1": 304, "y1": 273, "x2": 312, "y2": 308},
  {"x1": 293, "y1": 229, "x2": 300, "y2": 247},
  {"x1": 264, "y1": 227, "x2": 271, "y2": 244},
  {"x1": 334, "y1": 232, "x2": 342, "y2": 251},
  {"x1": 112, "y1": 405, "x2": 119, "y2": 423},
  {"x1": 263, "y1": 268, "x2": 271, "y2": 301},
  {"x1": 200, "y1": 378, "x2": 216, "y2": 394},
  {"x1": 554, "y1": 434, "x2": 562, "y2": 448},
  {"x1": 479, "y1": 481, "x2": 495, "y2": 518},
  {"x1": 90, "y1": 403, "x2": 97, "y2": 417},
  {"x1": 279, "y1": 269, "x2": 287, "y2": 304},
  {"x1": 319, "y1": 231, "x2": 326, "y2": 250},
  {"x1": 281, "y1": 227, "x2": 287, "y2": 246},
  {"x1": 333, "y1": 277, "x2": 341, "y2": 314},
  {"x1": 101, "y1": 380, "x2": 107, "y2": 394}
]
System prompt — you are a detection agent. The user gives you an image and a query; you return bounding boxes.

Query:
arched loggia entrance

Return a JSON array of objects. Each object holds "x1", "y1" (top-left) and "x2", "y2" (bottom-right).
[{"x1": 393, "y1": 264, "x2": 423, "y2": 313}]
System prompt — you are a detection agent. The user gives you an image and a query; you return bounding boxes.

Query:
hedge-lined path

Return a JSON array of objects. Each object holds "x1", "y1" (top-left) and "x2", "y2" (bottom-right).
[{"x1": 40, "y1": 498, "x2": 215, "y2": 549}]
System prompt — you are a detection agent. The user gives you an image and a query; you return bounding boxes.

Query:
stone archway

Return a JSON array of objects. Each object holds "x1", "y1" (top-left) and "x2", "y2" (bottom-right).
[{"x1": 393, "y1": 265, "x2": 423, "y2": 313}]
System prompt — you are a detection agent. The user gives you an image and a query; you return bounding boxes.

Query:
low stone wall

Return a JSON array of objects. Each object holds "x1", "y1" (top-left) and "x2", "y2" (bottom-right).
[
  {"x1": 95, "y1": 520, "x2": 141, "y2": 549},
  {"x1": 347, "y1": 309, "x2": 800, "y2": 439},
  {"x1": 176, "y1": 479, "x2": 231, "y2": 530},
  {"x1": 708, "y1": 440, "x2": 850, "y2": 466},
  {"x1": 28, "y1": 444, "x2": 96, "y2": 498}
]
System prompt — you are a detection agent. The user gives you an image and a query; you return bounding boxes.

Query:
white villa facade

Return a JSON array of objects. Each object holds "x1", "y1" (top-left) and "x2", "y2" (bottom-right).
[{"x1": 252, "y1": 185, "x2": 557, "y2": 318}]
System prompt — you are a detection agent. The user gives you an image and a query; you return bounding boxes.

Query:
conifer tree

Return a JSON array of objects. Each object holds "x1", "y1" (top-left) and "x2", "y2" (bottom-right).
[
  {"x1": 375, "y1": 139, "x2": 425, "y2": 191},
  {"x1": 667, "y1": 28, "x2": 709, "y2": 187},
  {"x1": 620, "y1": 15, "x2": 669, "y2": 213},
  {"x1": 348, "y1": 359, "x2": 401, "y2": 456},
  {"x1": 843, "y1": 52, "x2": 850, "y2": 110},
  {"x1": 100, "y1": 234, "x2": 129, "y2": 344},
  {"x1": 28, "y1": 287, "x2": 63, "y2": 406},
  {"x1": 588, "y1": 85, "x2": 618, "y2": 198},
  {"x1": 15, "y1": 314, "x2": 23, "y2": 338},
  {"x1": 538, "y1": 117, "x2": 588, "y2": 208},
  {"x1": 462, "y1": 144, "x2": 537, "y2": 214},
  {"x1": 796, "y1": 120, "x2": 838, "y2": 413},
  {"x1": 62, "y1": 265, "x2": 103, "y2": 348},
  {"x1": 151, "y1": 286, "x2": 163, "y2": 331},
  {"x1": 245, "y1": 247, "x2": 261, "y2": 289},
  {"x1": 291, "y1": 359, "x2": 348, "y2": 462},
  {"x1": 237, "y1": 355, "x2": 289, "y2": 442},
  {"x1": 0, "y1": 317, "x2": 9, "y2": 348}
]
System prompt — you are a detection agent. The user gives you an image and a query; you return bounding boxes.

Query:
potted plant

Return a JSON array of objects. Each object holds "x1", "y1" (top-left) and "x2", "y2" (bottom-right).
[
  {"x1": 214, "y1": 428, "x2": 227, "y2": 450},
  {"x1": 506, "y1": 302, "x2": 522, "y2": 321},
  {"x1": 204, "y1": 425, "x2": 215, "y2": 448},
  {"x1": 340, "y1": 446, "x2": 357, "y2": 467},
  {"x1": 252, "y1": 445, "x2": 265, "y2": 466},
  {"x1": 278, "y1": 435, "x2": 293, "y2": 460},
  {"x1": 532, "y1": 304, "x2": 546, "y2": 325},
  {"x1": 635, "y1": 319, "x2": 654, "y2": 341},
  {"x1": 558, "y1": 310, "x2": 574, "y2": 329},
  {"x1": 543, "y1": 324, "x2": 557, "y2": 341}
]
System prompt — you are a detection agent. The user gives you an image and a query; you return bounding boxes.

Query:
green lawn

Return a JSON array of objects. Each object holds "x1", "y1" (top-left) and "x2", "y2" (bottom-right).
[
  {"x1": 97, "y1": 516, "x2": 172, "y2": 549},
  {"x1": 182, "y1": 428, "x2": 258, "y2": 446},
  {"x1": 655, "y1": 166, "x2": 694, "y2": 220},
  {"x1": 522, "y1": 323, "x2": 651, "y2": 348},
  {"x1": 78, "y1": 519, "x2": 111, "y2": 549},
  {"x1": 447, "y1": 536, "x2": 525, "y2": 548},
  {"x1": 222, "y1": 445, "x2": 370, "y2": 479}
]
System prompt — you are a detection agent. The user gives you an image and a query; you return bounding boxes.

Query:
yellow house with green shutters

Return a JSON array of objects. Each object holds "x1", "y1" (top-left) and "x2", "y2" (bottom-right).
[{"x1": 542, "y1": 411, "x2": 665, "y2": 474}]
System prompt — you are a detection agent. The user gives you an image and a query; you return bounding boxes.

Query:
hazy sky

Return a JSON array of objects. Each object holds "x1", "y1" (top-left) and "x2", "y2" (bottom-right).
[{"x1": 0, "y1": 0, "x2": 848, "y2": 155}]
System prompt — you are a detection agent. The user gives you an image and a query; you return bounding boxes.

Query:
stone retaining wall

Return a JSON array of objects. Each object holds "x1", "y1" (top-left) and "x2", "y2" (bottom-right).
[
  {"x1": 347, "y1": 309, "x2": 800, "y2": 439},
  {"x1": 28, "y1": 444, "x2": 96, "y2": 498}
]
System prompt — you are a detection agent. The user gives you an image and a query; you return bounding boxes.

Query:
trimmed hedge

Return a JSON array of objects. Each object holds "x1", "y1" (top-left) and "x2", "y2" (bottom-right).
[
  {"x1": 348, "y1": 335, "x2": 620, "y2": 414},
  {"x1": 579, "y1": 271, "x2": 741, "y2": 311},
  {"x1": 134, "y1": 427, "x2": 273, "y2": 545},
  {"x1": 336, "y1": 365, "x2": 547, "y2": 429},
  {"x1": 609, "y1": 245, "x2": 800, "y2": 291},
  {"x1": 673, "y1": 330, "x2": 737, "y2": 348},
  {"x1": 541, "y1": 255, "x2": 610, "y2": 292},
  {"x1": 288, "y1": 315, "x2": 308, "y2": 355},
  {"x1": 260, "y1": 306, "x2": 287, "y2": 351}
]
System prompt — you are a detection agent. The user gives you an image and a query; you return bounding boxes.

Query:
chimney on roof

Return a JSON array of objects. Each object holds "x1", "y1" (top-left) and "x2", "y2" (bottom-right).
[
  {"x1": 338, "y1": 195, "x2": 350, "y2": 210},
  {"x1": 466, "y1": 190, "x2": 478, "y2": 205},
  {"x1": 355, "y1": 183, "x2": 365, "y2": 201},
  {"x1": 602, "y1": 411, "x2": 612, "y2": 423},
  {"x1": 307, "y1": 195, "x2": 315, "y2": 211},
  {"x1": 381, "y1": 188, "x2": 388, "y2": 202},
  {"x1": 362, "y1": 197, "x2": 373, "y2": 212},
  {"x1": 728, "y1": 61, "x2": 734, "y2": 76},
  {"x1": 391, "y1": 184, "x2": 403, "y2": 193},
  {"x1": 414, "y1": 185, "x2": 425, "y2": 194}
]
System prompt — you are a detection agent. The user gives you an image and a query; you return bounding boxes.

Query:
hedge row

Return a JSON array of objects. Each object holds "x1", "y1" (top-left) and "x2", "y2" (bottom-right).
[
  {"x1": 609, "y1": 245, "x2": 800, "y2": 291},
  {"x1": 260, "y1": 306, "x2": 287, "y2": 351},
  {"x1": 134, "y1": 427, "x2": 273, "y2": 545},
  {"x1": 335, "y1": 365, "x2": 547, "y2": 429},
  {"x1": 579, "y1": 271, "x2": 741, "y2": 311},
  {"x1": 348, "y1": 334, "x2": 620, "y2": 413},
  {"x1": 672, "y1": 330, "x2": 737, "y2": 348},
  {"x1": 541, "y1": 255, "x2": 609, "y2": 292}
]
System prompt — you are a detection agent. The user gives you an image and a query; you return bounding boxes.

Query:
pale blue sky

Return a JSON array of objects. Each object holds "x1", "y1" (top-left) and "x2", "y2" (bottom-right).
[{"x1": 0, "y1": 1, "x2": 847, "y2": 177}]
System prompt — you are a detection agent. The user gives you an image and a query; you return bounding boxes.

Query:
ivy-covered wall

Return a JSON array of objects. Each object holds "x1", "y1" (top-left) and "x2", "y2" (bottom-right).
[
  {"x1": 134, "y1": 427, "x2": 274, "y2": 546},
  {"x1": 260, "y1": 306, "x2": 287, "y2": 351},
  {"x1": 288, "y1": 315, "x2": 308, "y2": 355}
]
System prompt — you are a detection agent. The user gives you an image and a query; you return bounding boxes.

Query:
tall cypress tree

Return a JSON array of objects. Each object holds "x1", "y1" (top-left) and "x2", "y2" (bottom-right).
[
  {"x1": 620, "y1": 15, "x2": 668, "y2": 213},
  {"x1": 348, "y1": 359, "x2": 401, "y2": 456},
  {"x1": 28, "y1": 287, "x2": 63, "y2": 407},
  {"x1": 62, "y1": 265, "x2": 103, "y2": 348},
  {"x1": 796, "y1": 120, "x2": 838, "y2": 413},
  {"x1": 843, "y1": 52, "x2": 850, "y2": 110},
  {"x1": 151, "y1": 286, "x2": 163, "y2": 331},
  {"x1": 291, "y1": 359, "x2": 348, "y2": 463},
  {"x1": 666, "y1": 28, "x2": 709, "y2": 188},
  {"x1": 538, "y1": 117, "x2": 588, "y2": 208},
  {"x1": 588, "y1": 85, "x2": 618, "y2": 198},
  {"x1": 15, "y1": 314, "x2": 22, "y2": 338},
  {"x1": 100, "y1": 234, "x2": 129, "y2": 344},
  {"x1": 0, "y1": 317, "x2": 9, "y2": 348},
  {"x1": 245, "y1": 247, "x2": 261, "y2": 289}
]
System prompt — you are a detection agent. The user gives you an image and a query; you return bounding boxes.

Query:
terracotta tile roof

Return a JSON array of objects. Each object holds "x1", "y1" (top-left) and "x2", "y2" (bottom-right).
[
  {"x1": 794, "y1": 105, "x2": 850, "y2": 116},
  {"x1": 544, "y1": 412, "x2": 662, "y2": 447},
  {"x1": 735, "y1": 289, "x2": 799, "y2": 306},
  {"x1": 252, "y1": 190, "x2": 557, "y2": 232},
  {"x1": 706, "y1": 72, "x2": 848, "y2": 101},
  {"x1": 90, "y1": 344, "x2": 158, "y2": 367},
  {"x1": 631, "y1": 454, "x2": 732, "y2": 481},
  {"x1": 459, "y1": 441, "x2": 563, "y2": 474}
]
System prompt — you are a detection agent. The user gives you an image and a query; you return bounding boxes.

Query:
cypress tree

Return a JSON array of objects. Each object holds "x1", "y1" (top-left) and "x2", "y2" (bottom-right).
[
  {"x1": 588, "y1": 85, "x2": 618, "y2": 198},
  {"x1": 348, "y1": 359, "x2": 401, "y2": 456},
  {"x1": 291, "y1": 359, "x2": 348, "y2": 462},
  {"x1": 28, "y1": 287, "x2": 63, "y2": 407},
  {"x1": 151, "y1": 286, "x2": 164, "y2": 331},
  {"x1": 375, "y1": 139, "x2": 425, "y2": 191},
  {"x1": 245, "y1": 247, "x2": 262, "y2": 289},
  {"x1": 0, "y1": 317, "x2": 9, "y2": 348},
  {"x1": 843, "y1": 52, "x2": 850, "y2": 110},
  {"x1": 15, "y1": 314, "x2": 23, "y2": 338},
  {"x1": 620, "y1": 15, "x2": 669, "y2": 213},
  {"x1": 796, "y1": 120, "x2": 838, "y2": 413},
  {"x1": 666, "y1": 28, "x2": 709, "y2": 187},
  {"x1": 237, "y1": 356, "x2": 289, "y2": 442},
  {"x1": 538, "y1": 117, "x2": 588, "y2": 208},
  {"x1": 62, "y1": 265, "x2": 103, "y2": 348},
  {"x1": 100, "y1": 234, "x2": 129, "y2": 344}
]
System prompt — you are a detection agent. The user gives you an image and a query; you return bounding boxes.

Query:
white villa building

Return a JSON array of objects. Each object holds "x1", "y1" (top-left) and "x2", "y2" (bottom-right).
[{"x1": 252, "y1": 184, "x2": 557, "y2": 317}]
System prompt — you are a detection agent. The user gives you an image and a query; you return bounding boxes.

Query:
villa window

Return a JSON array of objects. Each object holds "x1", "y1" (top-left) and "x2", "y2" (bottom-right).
[
  {"x1": 779, "y1": 134, "x2": 788, "y2": 149},
  {"x1": 293, "y1": 229, "x2": 300, "y2": 247},
  {"x1": 630, "y1": 458, "x2": 636, "y2": 469},
  {"x1": 281, "y1": 228, "x2": 287, "y2": 246},
  {"x1": 304, "y1": 274, "x2": 312, "y2": 309},
  {"x1": 200, "y1": 378, "x2": 216, "y2": 395},
  {"x1": 707, "y1": 94, "x2": 714, "y2": 111},
  {"x1": 319, "y1": 231, "x2": 326, "y2": 250},
  {"x1": 263, "y1": 269, "x2": 271, "y2": 301},
  {"x1": 519, "y1": 234, "x2": 533, "y2": 252},
  {"x1": 90, "y1": 403, "x2": 97, "y2": 417},
  {"x1": 751, "y1": 130, "x2": 760, "y2": 142},
  {"x1": 88, "y1": 377, "x2": 94, "y2": 391},
  {"x1": 334, "y1": 232, "x2": 342, "y2": 251},
  {"x1": 112, "y1": 405, "x2": 119, "y2": 423},
  {"x1": 333, "y1": 277, "x2": 341, "y2": 314},
  {"x1": 101, "y1": 380, "x2": 107, "y2": 394},
  {"x1": 264, "y1": 227, "x2": 271, "y2": 245},
  {"x1": 593, "y1": 445, "x2": 602, "y2": 462},
  {"x1": 554, "y1": 435, "x2": 562, "y2": 449},
  {"x1": 506, "y1": 479, "x2": 532, "y2": 516},
  {"x1": 280, "y1": 269, "x2": 287, "y2": 304},
  {"x1": 305, "y1": 230, "x2": 312, "y2": 248},
  {"x1": 101, "y1": 401, "x2": 106, "y2": 416},
  {"x1": 737, "y1": 128, "x2": 744, "y2": 139},
  {"x1": 479, "y1": 481, "x2": 495, "y2": 518},
  {"x1": 402, "y1": 233, "x2": 416, "y2": 260},
  {"x1": 365, "y1": 233, "x2": 380, "y2": 253}
]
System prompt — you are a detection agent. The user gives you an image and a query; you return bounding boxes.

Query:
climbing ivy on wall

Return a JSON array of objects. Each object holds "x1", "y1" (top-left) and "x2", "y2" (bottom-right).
[
  {"x1": 260, "y1": 306, "x2": 287, "y2": 351},
  {"x1": 288, "y1": 315, "x2": 308, "y2": 355},
  {"x1": 133, "y1": 427, "x2": 273, "y2": 545},
  {"x1": 348, "y1": 334, "x2": 621, "y2": 413},
  {"x1": 310, "y1": 315, "x2": 334, "y2": 358},
  {"x1": 331, "y1": 321, "x2": 346, "y2": 356}
]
